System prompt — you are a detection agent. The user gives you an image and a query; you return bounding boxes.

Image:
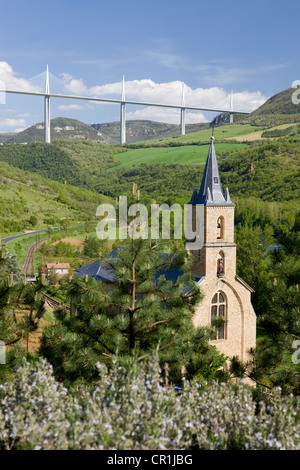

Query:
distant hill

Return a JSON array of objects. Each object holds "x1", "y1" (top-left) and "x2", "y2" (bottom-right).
[
  {"x1": 0, "y1": 118, "x2": 209, "y2": 145},
  {"x1": 245, "y1": 87, "x2": 300, "y2": 126},
  {"x1": 0, "y1": 132, "x2": 16, "y2": 144},
  {"x1": 91, "y1": 120, "x2": 209, "y2": 144},
  {"x1": 4, "y1": 117, "x2": 102, "y2": 144},
  {"x1": 210, "y1": 112, "x2": 245, "y2": 127},
  {"x1": 211, "y1": 88, "x2": 300, "y2": 128}
]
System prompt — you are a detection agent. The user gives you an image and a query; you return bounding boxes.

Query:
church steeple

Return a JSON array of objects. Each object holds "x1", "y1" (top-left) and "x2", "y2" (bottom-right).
[{"x1": 189, "y1": 136, "x2": 234, "y2": 207}]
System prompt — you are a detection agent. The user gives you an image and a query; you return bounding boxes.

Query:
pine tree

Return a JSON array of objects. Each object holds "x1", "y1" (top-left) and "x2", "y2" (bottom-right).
[
  {"x1": 235, "y1": 223, "x2": 274, "y2": 314},
  {"x1": 0, "y1": 255, "x2": 46, "y2": 382},
  {"x1": 231, "y1": 225, "x2": 300, "y2": 393},
  {"x1": 41, "y1": 236, "x2": 225, "y2": 386}
]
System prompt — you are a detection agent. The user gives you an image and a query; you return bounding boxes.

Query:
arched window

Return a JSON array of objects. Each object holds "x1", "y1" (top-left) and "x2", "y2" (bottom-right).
[
  {"x1": 217, "y1": 217, "x2": 224, "y2": 240},
  {"x1": 211, "y1": 291, "x2": 227, "y2": 340},
  {"x1": 217, "y1": 251, "x2": 225, "y2": 276}
]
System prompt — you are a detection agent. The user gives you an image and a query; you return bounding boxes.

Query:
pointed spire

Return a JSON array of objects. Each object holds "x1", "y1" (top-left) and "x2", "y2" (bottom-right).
[
  {"x1": 188, "y1": 136, "x2": 235, "y2": 206},
  {"x1": 224, "y1": 187, "x2": 232, "y2": 203},
  {"x1": 190, "y1": 187, "x2": 198, "y2": 204}
]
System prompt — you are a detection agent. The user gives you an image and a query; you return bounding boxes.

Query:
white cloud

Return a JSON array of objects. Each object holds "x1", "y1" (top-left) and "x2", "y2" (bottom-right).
[
  {"x1": 0, "y1": 62, "x2": 37, "y2": 92},
  {"x1": 61, "y1": 75, "x2": 267, "y2": 115},
  {"x1": 0, "y1": 118, "x2": 27, "y2": 129},
  {"x1": 58, "y1": 104, "x2": 85, "y2": 111},
  {"x1": 126, "y1": 107, "x2": 207, "y2": 124}
]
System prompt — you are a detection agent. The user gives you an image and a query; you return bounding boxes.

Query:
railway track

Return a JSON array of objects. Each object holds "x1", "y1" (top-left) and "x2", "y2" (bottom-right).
[
  {"x1": 23, "y1": 237, "x2": 51, "y2": 277},
  {"x1": 44, "y1": 293, "x2": 71, "y2": 313}
]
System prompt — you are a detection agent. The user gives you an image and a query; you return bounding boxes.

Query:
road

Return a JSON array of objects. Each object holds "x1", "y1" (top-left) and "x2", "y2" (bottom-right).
[{"x1": 3, "y1": 224, "x2": 84, "y2": 244}]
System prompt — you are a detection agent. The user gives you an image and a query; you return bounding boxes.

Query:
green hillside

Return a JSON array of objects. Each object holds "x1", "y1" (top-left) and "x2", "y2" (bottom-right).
[
  {"x1": 135, "y1": 123, "x2": 263, "y2": 145},
  {"x1": 0, "y1": 137, "x2": 299, "y2": 214},
  {"x1": 0, "y1": 139, "x2": 124, "y2": 188},
  {"x1": 92, "y1": 120, "x2": 209, "y2": 144},
  {"x1": 249, "y1": 87, "x2": 300, "y2": 118},
  {"x1": 113, "y1": 142, "x2": 247, "y2": 168},
  {"x1": 0, "y1": 160, "x2": 109, "y2": 235},
  {"x1": 98, "y1": 139, "x2": 300, "y2": 204},
  {"x1": 210, "y1": 87, "x2": 300, "y2": 128}
]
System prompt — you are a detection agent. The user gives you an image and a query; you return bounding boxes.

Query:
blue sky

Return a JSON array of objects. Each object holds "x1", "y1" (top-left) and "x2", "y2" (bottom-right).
[{"x1": 0, "y1": 0, "x2": 299, "y2": 131}]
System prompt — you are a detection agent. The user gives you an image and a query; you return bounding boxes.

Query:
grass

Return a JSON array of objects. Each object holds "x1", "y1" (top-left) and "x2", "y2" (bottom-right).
[
  {"x1": 138, "y1": 123, "x2": 263, "y2": 145},
  {"x1": 113, "y1": 142, "x2": 247, "y2": 168},
  {"x1": 5, "y1": 233, "x2": 47, "y2": 268},
  {"x1": 5, "y1": 225, "x2": 93, "y2": 271}
]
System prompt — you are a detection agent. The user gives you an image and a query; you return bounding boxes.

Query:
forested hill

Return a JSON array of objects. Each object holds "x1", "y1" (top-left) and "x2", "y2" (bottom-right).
[
  {"x1": 91, "y1": 120, "x2": 209, "y2": 144},
  {"x1": 0, "y1": 138, "x2": 299, "y2": 206},
  {"x1": 1, "y1": 118, "x2": 209, "y2": 145},
  {"x1": 212, "y1": 87, "x2": 300, "y2": 127},
  {"x1": 0, "y1": 140, "x2": 123, "y2": 188}
]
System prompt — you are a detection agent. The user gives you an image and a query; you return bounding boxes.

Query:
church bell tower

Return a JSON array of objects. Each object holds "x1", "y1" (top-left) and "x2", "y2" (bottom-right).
[
  {"x1": 187, "y1": 136, "x2": 236, "y2": 282},
  {"x1": 186, "y1": 136, "x2": 256, "y2": 365}
]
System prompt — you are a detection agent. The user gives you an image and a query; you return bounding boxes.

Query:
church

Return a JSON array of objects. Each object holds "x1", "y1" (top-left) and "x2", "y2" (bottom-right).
[
  {"x1": 187, "y1": 136, "x2": 256, "y2": 363},
  {"x1": 75, "y1": 136, "x2": 256, "y2": 365}
]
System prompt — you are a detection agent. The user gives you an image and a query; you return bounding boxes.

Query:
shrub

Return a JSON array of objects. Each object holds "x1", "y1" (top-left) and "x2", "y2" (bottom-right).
[{"x1": 0, "y1": 357, "x2": 299, "y2": 450}]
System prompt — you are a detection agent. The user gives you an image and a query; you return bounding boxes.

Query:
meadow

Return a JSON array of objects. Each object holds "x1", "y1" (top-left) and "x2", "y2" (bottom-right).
[
  {"x1": 142, "y1": 123, "x2": 263, "y2": 145},
  {"x1": 113, "y1": 142, "x2": 247, "y2": 167}
]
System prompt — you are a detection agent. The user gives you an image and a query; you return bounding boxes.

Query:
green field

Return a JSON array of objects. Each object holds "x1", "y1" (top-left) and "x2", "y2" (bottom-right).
[
  {"x1": 139, "y1": 123, "x2": 263, "y2": 145},
  {"x1": 114, "y1": 142, "x2": 247, "y2": 167}
]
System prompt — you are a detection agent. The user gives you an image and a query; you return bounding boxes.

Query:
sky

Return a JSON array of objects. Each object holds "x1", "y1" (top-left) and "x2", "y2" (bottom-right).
[{"x1": 0, "y1": 0, "x2": 299, "y2": 132}]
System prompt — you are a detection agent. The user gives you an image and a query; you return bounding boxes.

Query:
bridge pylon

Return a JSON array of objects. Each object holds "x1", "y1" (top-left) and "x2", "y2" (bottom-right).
[
  {"x1": 120, "y1": 75, "x2": 126, "y2": 144},
  {"x1": 180, "y1": 83, "x2": 186, "y2": 136},
  {"x1": 44, "y1": 65, "x2": 51, "y2": 143},
  {"x1": 229, "y1": 89, "x2": 234, "y2": 124}
]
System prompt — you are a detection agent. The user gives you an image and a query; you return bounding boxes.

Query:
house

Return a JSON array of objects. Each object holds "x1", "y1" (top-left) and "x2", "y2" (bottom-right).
[{"x1": 46, "y1": 262, "x2": 70, "y2": 279}]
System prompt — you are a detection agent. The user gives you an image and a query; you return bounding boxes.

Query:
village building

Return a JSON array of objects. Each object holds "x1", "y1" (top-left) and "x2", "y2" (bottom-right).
[{"x1": 46, "y1": 262, "x2": 70, "y2": 279}]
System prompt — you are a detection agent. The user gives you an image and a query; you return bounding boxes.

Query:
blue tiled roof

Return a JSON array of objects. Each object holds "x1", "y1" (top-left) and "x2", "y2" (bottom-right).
[{"x1": 75, "y1": 248, "x2": 185, "y2": 285}]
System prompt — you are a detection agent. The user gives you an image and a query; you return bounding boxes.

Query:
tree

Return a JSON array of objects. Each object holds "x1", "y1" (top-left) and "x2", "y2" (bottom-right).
[
  {"x1": 0, "y1": 254, "x2": 22, "y2": 284},
  {"x1": 40, "y1": 237, "x2": 225, "y2": 386},
  {"x1": 253, "y1": 227, "x2": 300, "y2": 393},
  {"x1": 28, "y1": 214, "x2": 38, "y2": 227},
  {"x1": 231, "y1": 225, "x2": 300, "y2": 393},
  {"x1": 47, "y1": 267, "x2": 58, "y2": 286},
  {"x1": 235, "y1": 223, "x2": 274, "y2": 314},
  {"x1": 0, "y1": 256, "x2": 46, "y2": 382}
]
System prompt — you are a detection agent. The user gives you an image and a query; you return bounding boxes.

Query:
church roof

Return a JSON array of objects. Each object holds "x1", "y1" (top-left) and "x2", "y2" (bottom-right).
[
  {"x1": 75, "y1": 247, "x2": 189, "y2": 286},
  {"x1": 188, "y1": 136, "x2": 235, "y2": 206}
]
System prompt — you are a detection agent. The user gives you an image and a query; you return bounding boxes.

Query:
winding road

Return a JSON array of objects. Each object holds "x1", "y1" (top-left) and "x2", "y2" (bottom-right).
[{"x1": 3, "y1": 224, "x2": 84, "y2": 244}]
